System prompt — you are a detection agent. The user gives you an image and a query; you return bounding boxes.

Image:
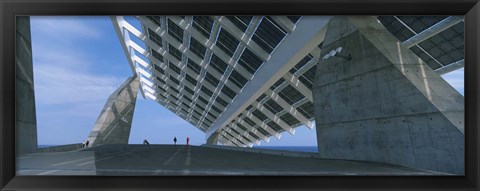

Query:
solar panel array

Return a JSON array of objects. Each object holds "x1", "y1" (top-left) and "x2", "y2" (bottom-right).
[
  {"x1": 114, "y1": 16, "x2": 464, "y2": 147},
  {"x1": 378, "y1": 16, "x2": 464, "y2": 72}
]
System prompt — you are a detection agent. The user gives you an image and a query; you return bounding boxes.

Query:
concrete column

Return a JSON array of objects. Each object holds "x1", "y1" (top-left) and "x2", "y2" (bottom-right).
[
  {"x1": 87, "y1": 76, "x2": 140, "y2": 147},
  {"x1": 313, "y1": 16, "x2": 464, "y2": 174},
  {"x1": 16, "y1": 16, "x2": 38, "y2": 155},
  {"x1": 206, "y1": 132, "x2": 220, "y2": 145}
]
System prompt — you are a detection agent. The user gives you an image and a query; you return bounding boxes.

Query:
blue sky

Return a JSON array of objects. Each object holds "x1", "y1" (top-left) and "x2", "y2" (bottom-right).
[{"x1": 30, "y1": 16, "x2": 464, "y2": 147}]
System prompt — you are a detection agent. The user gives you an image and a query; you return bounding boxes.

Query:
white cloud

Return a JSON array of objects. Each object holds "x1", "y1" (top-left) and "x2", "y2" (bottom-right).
[
  {"x1": 34, "y1": 61, "x2": 120, "y2": 105},
  {"x1": 30, "y1": 17, "x2": 127, "y2": 145},
  {"x1": 32, "y1": 44, "x2": 89, "y2": 69},
  {"x1": 31, "y1": 16, "x2": 123, "y2": 106},
  {"x1": 31, "y1": 16, "x2": 102, "y2": 39}
]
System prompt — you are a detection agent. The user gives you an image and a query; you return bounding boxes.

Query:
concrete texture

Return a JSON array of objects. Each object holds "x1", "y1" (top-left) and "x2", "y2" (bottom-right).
[
  {"x1": 313, "y1": 16, "x2": 464, "y2": 174},
  {"x1": 87, "y1": 76, "x2": 140, "y2": 147},
  {"x1": 206, "y1": 132, "x2": 220, "y2": 145},
  {"x1": 16, "y1": 144, "x2": 448, "y2": 176},
  {"x1": 15, "y1": 16, "x2": 38, "y2": 155}
]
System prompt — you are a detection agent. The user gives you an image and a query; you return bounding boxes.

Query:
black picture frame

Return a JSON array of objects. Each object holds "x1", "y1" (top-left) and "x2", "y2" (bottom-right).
[{"x1": 1, "y1": 0, "x2": 479, "y2": 190}]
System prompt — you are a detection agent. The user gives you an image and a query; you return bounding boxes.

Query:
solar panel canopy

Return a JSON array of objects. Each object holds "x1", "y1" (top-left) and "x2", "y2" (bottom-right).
[{"x1": 113, "y1": 16, "x2": 464, "y2": 147}]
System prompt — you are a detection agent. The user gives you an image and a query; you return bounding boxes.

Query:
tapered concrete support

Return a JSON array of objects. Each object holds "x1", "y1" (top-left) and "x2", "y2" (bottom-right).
[
  {"x1": 87, "y1": 76, "x2": 140, "y2": 147},
  {"x1": 313, "y1": 16, "x2": 464, "y2": 174},
  {"x1": 206, "y1": 132, "x2": 220, "y2": 145},
  {"x1": 16, "y1": 16, "x2": 38, "y2": 155}
]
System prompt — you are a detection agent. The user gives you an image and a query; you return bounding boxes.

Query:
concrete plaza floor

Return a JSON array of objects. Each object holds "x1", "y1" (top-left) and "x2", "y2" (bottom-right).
[{"x1": 16, "y1": 144, "x2": 448, "y2": 176}]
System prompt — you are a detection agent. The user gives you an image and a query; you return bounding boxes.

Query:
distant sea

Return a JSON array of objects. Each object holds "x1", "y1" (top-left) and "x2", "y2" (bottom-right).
[{"x1": 253, "y1": 146, "x2": 318, "y2": 153}]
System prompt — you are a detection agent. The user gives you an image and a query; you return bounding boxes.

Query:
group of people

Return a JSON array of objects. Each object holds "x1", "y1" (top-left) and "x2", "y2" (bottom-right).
[
  {"x1": 142, "y1": 137, "x2": 190, "y2": 145},
  {"x1": 173, "y1": 136, "x2": 189, "y2": 145},
  {"x1": 82, "y1": 140, "x2": 89, "y2": 148},
  {"x1": 84, "y1": 137, "x2": 190, "y2": 147}
]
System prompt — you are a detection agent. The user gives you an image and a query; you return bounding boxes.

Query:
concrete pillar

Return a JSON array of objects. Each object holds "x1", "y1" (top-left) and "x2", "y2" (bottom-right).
[
  {"x1": 313, "y1": 16, "x2": 464, "y2": 174},
  {"x1": 87, "y1": 76, "x2": 140, "y2": 147},
  {"x1": 16, "y1": 16, "x2": 38, "y2": 154},
  {"x1": 206, "y1": 132, "x2": 220, "y2": 145}
]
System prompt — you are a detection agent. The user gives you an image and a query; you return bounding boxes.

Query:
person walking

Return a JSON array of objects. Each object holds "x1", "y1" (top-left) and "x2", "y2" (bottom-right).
[
  {"x1": 186, "y1": 137, "x2": 190, "y2": 146},
  {"x1": 173, "y1": 137, "x2": 177, "y2": 145}
]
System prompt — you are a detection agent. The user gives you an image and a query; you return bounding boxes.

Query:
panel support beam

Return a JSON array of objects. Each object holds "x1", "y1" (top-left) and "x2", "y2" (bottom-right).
[
  {"x1": 436, "y1": 59, "x2": 465, "y2": 75},
  {"x1": 206, "y1": 16, "x2": 331, "y2": 141},
  {"x1": 402, "y1": 16, "x2": 464, "y2": 48}
]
